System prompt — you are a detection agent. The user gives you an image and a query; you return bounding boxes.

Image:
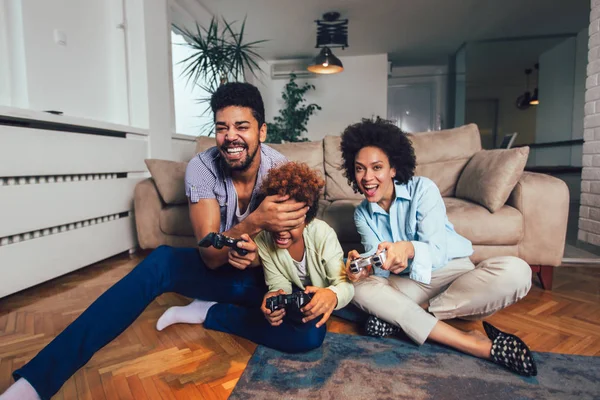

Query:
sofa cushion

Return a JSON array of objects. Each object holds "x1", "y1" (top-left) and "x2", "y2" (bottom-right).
[
  {"x1": 323, "y1": 135, "x2": 364, "y2": 201},
  {"x1": 444, "y1": 197, "x2": 523, "y2": 245},
  {"x1": 195, "y1": 136, "x2": 215, "y2": 153},
  {"x1": 145, "y1": 159, "x2": 188, "y2": 205},
  {"x1": 455, "y1": 146, "x2": 529, "y2": 213},
  {"x1": 411, "y1": 124, "x2": 482, "y2": 196},
  {"x1": 160, "y1": 205, "x2": 194, "y2": 236},
  {"x1": 268, "y1": 140, "x2": 324, "y2": 177},
  {"x1": 316, "y1": 199, "x2": 330, "y2": 220},
  {"x1": 320, "y1": 199, "x2": 363, "y2": 243}
]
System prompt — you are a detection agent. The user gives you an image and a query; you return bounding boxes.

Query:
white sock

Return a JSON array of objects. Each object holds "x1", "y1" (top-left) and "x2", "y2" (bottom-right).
[
  {"x1": 0, "y1": 378, "x2": 41, "y2": 400},
  {"x1": 156, "y1": 299, "x2": 217, "y2": 331}
]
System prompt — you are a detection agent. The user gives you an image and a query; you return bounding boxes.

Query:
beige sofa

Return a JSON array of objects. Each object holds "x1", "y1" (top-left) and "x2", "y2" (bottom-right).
[{"x1": 134, "y1": 124, "x2": 569, "y2": 289}]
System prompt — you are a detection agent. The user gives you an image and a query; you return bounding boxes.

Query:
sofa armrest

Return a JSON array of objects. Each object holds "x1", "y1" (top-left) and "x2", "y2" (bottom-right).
[
  {"x1": 507, "y1": 172, "x2": 569, "y2": 266},
  {"x1": 134, "y1": 178, "x2": 168, "y2": 249}
]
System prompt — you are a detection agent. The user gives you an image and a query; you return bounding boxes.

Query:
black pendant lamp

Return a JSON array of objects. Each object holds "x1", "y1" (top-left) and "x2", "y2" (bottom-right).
[
  {"x1": 307, "y1": 47, "x2": 344, "y2": 74},
  {"x1": 307, "y1": 12, "x2": 348, "y2": 75}
]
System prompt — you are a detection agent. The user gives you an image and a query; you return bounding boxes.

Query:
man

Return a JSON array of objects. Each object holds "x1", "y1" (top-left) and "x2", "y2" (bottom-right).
[{"x1": 1, "y1": 83, "x2": 308, "y2": 400}]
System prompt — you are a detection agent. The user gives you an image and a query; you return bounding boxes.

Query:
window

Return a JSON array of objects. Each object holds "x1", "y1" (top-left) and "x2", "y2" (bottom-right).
[{"x1": 171, "y1": 29, "x2": 213, "y2": 136}]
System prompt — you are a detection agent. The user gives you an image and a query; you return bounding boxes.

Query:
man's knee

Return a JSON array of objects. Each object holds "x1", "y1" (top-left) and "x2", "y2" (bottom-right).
[
  {"x1": 145, "y1": 245, "x2": 175, "y2": 265},
  {"x1": 293, "y1": 326, "x2": 326, "y2": 353},
  {"x1": 136, "y1": 245, "x2": 186, "y2": 280}
]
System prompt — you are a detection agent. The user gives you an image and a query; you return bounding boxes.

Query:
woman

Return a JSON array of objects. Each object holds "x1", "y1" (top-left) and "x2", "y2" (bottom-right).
[
  {"x1": 340, "y1": 117, "x2": 537, "y2": 377},
  {"x1": 156, "y1": 162, "x2": 354, "y2": 353}
]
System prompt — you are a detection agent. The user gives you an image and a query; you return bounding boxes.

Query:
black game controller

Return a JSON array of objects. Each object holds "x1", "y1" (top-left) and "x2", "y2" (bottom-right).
[
  {"x1": 266, "y1": 292, "x2": 313, "y2": 312},
  {"x1": 198, "y1": 232, "x2": 248, "y2": 256},
  {"x1": 349, "y1": 250, "x2": 387, "y2": 274}
]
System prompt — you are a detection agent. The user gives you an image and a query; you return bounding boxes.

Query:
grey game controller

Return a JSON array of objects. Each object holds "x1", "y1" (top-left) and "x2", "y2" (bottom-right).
[{"x1": 349, "y1": 250, "x2": 387, "y2": 274}]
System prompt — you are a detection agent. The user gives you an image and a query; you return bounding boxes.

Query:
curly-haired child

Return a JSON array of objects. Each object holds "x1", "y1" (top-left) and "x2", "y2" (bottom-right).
[{"x1": 156, "y1": 162, "x2": 354, "y2": 353}]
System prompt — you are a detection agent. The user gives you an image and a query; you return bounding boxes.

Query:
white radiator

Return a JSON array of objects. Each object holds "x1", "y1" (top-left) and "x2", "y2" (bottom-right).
[{"x1": 0, "y1": 109, "x2": 149, "y2": 298}]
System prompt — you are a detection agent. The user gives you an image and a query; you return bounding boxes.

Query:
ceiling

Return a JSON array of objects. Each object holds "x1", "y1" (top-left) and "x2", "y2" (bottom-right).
[{"x1": 196, "y1": 0, "x2": 590, "y2": 65}]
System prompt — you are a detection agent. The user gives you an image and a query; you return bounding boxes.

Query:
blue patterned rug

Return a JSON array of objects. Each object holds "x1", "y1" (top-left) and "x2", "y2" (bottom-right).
[{"x1": 230, "y1": 332, "x2": 600, "y2": 399}]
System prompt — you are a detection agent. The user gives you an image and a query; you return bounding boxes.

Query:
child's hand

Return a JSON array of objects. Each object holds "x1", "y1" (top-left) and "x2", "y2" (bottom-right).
[
  {"x1": 301, "y1": 286, "x2": 337, "y2": 328},
  {"x1": 345, "y1": 250, "x2": 370, "y2": 282},
  {"x1": 261, "y1": 289, "x2": 286, "y2": 326}
]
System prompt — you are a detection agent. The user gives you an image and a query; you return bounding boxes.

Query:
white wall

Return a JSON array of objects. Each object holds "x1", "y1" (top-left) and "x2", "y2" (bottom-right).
[
  {"x1": 251, "y1": 54, "x2": 388, "y2": 141},
  {"x1": 2, "y1": 0, "x2": 129, "y2": 125},
  {"x1": 0, "y1": 5, "x2": 8, "y2": 105},
  {"x1": 3, "y1": 1, "x2": 28, "y2": 108}
]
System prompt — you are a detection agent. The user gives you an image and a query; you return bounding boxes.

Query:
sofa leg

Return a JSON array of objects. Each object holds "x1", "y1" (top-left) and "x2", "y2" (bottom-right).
[{"x1": 530, "y1": 265, "x2": 554, "y2": 290}]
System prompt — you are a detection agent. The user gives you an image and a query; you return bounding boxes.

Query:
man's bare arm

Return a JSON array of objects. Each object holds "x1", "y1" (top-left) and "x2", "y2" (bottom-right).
[{"x1": 189, "y1": 199, "x2": 230, "y2": 269}]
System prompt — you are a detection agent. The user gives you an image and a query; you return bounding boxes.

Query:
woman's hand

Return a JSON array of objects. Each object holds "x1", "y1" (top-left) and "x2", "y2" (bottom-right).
[
  {"x1": 228, "y1": 234, "x2": 258, "y2": 270},
  {"x1": 377, "y1": 241, "x2": 415, "y2": 274},
  {"x1": 301, "y1": 286, "x2": 338, "y2": 328},
  {"x1": 261, "y1": 289, "x2": 286, "y2": 326},
  {"x1": 345, "y1": 250, "x2": 371, "y2": 283}
]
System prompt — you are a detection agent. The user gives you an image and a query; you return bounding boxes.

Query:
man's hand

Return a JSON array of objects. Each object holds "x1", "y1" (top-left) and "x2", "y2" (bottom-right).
[
  {"x1": 261, "y1": 290, "x2": 286, "y2": 326},
  {"x1": 227, "y1": 234, "x2": 258, "y2": 270},
  {"x1": 252, "y1": 194, "x2": 309, "y2": 232},
  {"x1": 301, "y1": 286, "x2": 337, "y2": 328},
  {"x1": 345, "y1": 250, "x2": 370, "y2": 283},
  {"x1": 378, "y1": 241, "x2": 415, "y2": 274}
]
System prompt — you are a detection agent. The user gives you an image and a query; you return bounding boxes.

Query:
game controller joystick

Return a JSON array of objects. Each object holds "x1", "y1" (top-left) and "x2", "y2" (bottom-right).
[{"x1": 198, "y1": 232, "x2": 248, "y2": 255}]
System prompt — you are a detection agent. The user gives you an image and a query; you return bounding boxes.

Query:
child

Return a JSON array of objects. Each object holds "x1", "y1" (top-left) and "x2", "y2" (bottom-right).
[{"x1": 156, "y1": 162, "x2": 354, "y2": 353}]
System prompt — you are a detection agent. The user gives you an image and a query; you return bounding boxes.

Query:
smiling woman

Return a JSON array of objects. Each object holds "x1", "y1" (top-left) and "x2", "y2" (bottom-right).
[{"x1": 338, "y1": 117, "x2": 538, "y2": 377}]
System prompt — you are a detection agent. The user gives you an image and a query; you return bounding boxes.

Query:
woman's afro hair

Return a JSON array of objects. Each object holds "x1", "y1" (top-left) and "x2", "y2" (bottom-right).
[{"x1": 260, "y1": 162, "x2": 325, "y2": 224}]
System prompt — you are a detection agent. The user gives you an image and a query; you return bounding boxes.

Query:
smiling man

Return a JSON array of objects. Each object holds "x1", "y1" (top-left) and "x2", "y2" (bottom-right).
[{"x1": 1, "y1": 83, "x2": 309, "y2": 400}]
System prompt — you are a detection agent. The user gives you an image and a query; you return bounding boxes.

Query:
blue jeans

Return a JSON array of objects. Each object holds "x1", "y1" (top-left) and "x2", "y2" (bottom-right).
[
  {"x1": 205, "y1": 287, "x2": 326, "y2": 354},
  {"x1": 12, "y1": 246, "x2": 322, "y2": 400}
]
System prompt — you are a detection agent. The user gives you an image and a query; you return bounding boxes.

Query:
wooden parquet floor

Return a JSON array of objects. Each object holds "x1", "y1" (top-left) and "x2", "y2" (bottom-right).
[{"x1": 1, "y1": 252, "x2": 599, "y2": 399}]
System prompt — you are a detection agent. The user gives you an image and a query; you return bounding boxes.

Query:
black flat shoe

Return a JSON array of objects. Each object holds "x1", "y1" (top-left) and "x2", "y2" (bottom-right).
[
  {"x1": 483, "y1": 321, "x2": 538, "y2": 377},
  {"x1": 364, "y1": 315, "x2": 400, "y2": 337}
]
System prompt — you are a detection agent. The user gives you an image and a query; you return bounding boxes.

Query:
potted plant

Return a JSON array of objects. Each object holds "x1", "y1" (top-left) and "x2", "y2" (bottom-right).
[
  {"x1": 175, "y1": 16, "x2": 267, "y2": 133},
  {"x1": 266, "y1": 73, "x2": 322, "y2": 143}
]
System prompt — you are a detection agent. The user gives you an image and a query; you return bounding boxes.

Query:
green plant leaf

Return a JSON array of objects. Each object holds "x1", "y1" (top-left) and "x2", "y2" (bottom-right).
[{"x1": 174, "y1": 15, "x2": 269, "y2": 132}]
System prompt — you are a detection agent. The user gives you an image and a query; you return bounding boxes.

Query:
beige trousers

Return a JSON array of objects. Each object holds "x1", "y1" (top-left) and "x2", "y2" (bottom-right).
[{"x1": 352, "y1": 256, "x2": 532, "y2": 345}]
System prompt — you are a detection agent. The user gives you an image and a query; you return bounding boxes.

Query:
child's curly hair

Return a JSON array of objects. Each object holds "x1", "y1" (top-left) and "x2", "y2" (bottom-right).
[{"x1": 260, "y1": 162, "x2": 325, "y2": 224}]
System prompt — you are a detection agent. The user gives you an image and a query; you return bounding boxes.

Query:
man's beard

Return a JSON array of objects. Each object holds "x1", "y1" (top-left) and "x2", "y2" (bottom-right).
[{"x1": 220, "y1": 144, "x2": 259, "y2": 172}]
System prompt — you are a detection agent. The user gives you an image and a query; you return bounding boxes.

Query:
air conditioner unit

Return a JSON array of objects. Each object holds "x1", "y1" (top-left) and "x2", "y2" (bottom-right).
[{"x1": 270, "y1": 60, "x2": 315, "y2": 80}]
